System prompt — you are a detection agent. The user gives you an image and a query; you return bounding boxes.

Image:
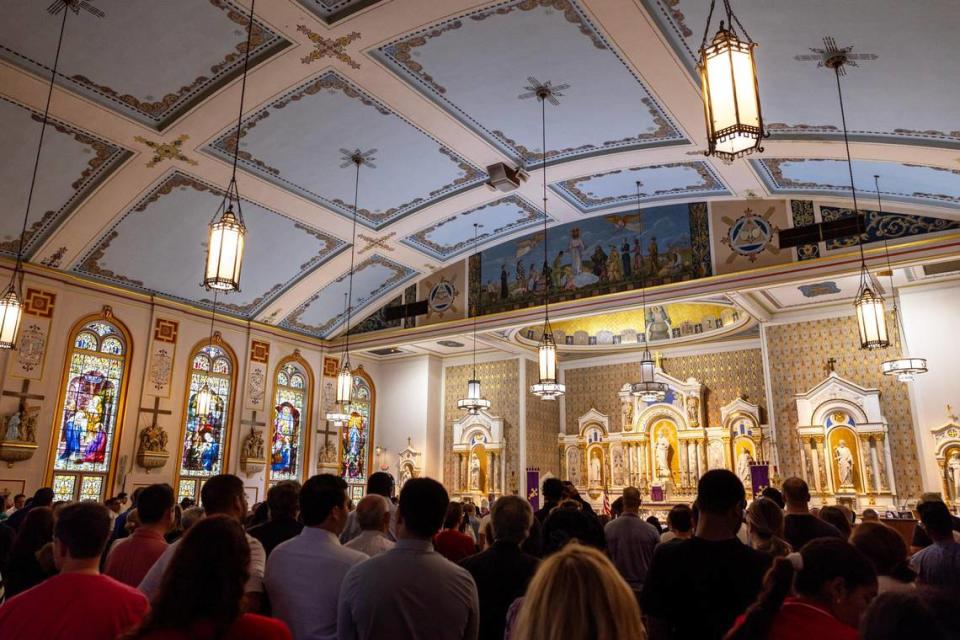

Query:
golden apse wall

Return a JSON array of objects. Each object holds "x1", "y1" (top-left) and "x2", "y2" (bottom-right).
[{"x1": 525, "y1": 360, "x2": 561, "y2": 479}]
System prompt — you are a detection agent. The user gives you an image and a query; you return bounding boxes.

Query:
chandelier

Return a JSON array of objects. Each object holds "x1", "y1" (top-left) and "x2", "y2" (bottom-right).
[
  {"x1": 529, "y1": 83, "x2": 565, "y2": 400},
  {"x1": 458, "y1": 224, "x2": 491, "y2": 414},
  {"x1": 697, "y1": 0, "x2": 766, "y2": 160},
  {"x1": 629, "y1": 182, "x2": 668, "y2": 402},
  {"x1": 203, "y1": 0, "x2": 258, "y2": 292}
]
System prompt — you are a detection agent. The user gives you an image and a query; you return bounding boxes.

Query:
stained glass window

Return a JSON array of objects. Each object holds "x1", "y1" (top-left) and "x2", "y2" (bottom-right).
[
  {"x1": 50, "y1": 318, "x2": 129, "y2": 502},
  {"x1": 340, "y1": 372, "x2": 374, "y2": 498},
  {"x1": 269, "y1": 361, "x2": 310, "y2": 484},
  {"x1": 178, "y1": 344, "x2": 234, "y2": 500}
]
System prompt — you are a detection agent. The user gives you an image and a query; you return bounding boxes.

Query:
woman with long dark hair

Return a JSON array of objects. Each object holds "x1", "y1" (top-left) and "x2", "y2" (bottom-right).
[
  {"x1": 3, "y1": 507, "x2": 54, "y2": 597},
  {"x1": 125, "y1": 515, "x2": 290, "y2": 639},
  {"x1": 725, "y1": 538, "x2": 877, "y2": 640}
]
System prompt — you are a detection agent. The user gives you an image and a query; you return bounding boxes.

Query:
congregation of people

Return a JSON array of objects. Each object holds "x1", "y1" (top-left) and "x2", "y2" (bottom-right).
[{"x1": 0, "y1": 469, "x2": 959, "y2": 640}]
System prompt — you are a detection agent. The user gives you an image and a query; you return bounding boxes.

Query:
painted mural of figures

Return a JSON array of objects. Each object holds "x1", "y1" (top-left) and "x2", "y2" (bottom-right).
[
  {"x1": 632, "y1": 238, "x2": 643, "y2": 275},
  {"x1": 515, "y1": 261, "x2": 526, "y2": 294},
  {"x1": 948, "y1": 452, "x2": 960, "y2": 500},
  {"x1": 606, "y1": 245, "x2": 623, "y2": 281},
  {"x1": 82, "y1": 424, "x2": 107, "y2": 463},
  {"x1": 646, "y1": 305, "x2": 672, "y2": 341},
  {"x1": 836, "y1": 439, "x2": 854, "y2": 487},
  {"x1": 568, "y1": 228, "x2": 584, "y2": 276},
  {"x1": 648, "y1": 236, "x2": 659, "y2": 270},
  {"x1": 541, "y1": 260, "x2": 553, "y2": 291},
  {"x1": 621, "y1": 239, "x2": 632, "y2": 278},
  {"x1": 591, "y1": 245, "x2": 607, "y2": 280},
  {"x1": 500, "y1": 265, "x2": 509, "y2": 300},
  {"x1": 656, "y1": 430, "x2": 671, "y2": 480},
  {"x1": 527, "y1": 262, "x2": 538, "y2": 293},
  {"x1": 552, "y1": 251, "x2": 564, "y2": 288}
]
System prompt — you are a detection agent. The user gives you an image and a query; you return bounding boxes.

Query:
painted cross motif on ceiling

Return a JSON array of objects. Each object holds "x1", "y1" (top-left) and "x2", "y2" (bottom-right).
[
  {"x1": 793, "y1": 37, "x2": 878, "y2": 75},
  {"x1": 357, "y1": 232, "x2": 395, "y2": 255},
  {"x1": 518, "y1": 77, "x2": 570, "y2": 105},
  {"x1": 340, "y1": 148, "x2": 377, "y2": 169},
  {"x1": 297, "y1": 26, "x2": 361, "y2": 69},
  {"x1": 134, "y1": 134, "x2": 197, "y2": 168}
]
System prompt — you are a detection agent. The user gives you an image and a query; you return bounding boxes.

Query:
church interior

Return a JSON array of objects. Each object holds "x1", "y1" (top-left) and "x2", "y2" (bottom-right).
[{"x1": 4, "y1": 0, "x2": 960, "y2": 523}]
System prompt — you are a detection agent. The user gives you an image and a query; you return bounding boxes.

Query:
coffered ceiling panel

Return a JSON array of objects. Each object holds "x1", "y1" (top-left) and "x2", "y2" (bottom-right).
[
  {"x1": 0, "y1": 98, "x2": 129, "y2": 259},
  {"x1": 73, "y1": 171, "x2": 345, "y2": 317},
  {"x1": 753, "y1": 158, "x2": 960, "y2": 209},
  {"x1": 0, "y1": 0, "x2": 289, "y2": 129},
  {"x1": 643, "y1": 0, "x2": 960, "y2": 147},
  {"x1": 401, "y1": 195, "x2": 546, "y2": 260},
  {"x1": 206, "y1": 70, "x2": 485, "y2": 231},
  {"x1": 551, "y1": 161, "x2": 727, "y2": 214},
  {"x1": 280, "y1": 254, "x2": 417, "y2": 338},
  {"x1": 374, "y1": 0, "x2": 686, "y2": 166}
]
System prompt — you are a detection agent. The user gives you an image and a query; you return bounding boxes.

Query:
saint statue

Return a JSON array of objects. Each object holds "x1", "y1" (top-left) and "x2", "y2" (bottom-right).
[
  {"x1": 656, "y1": 430, "x2": 671, "y2": 480},
  {"x1": 399, "y1": 463, "x2": 413, "y2": 488},
  {"x1": 589, "y1": 452, "x2": 602, "y2": 485},
  {"x1": 568, "y1": 448, "x2": 580, "y2": 486},
  {"x1": 3, "y1": 411, "x2": 22, "y2": 441},
  {"x1": 708, "y1": 441, "x2": 723, "y2": 470},
  {"x1": 612, "y1": 448, "x2": 624, "y2": 485},
  {"x1": 469, "y1": 454, "x2": 481, "y2": 491},
  {"x1": 835, "y1": 439, "x2": 855, "y2": 488},
  {"x1": 737, "y1": 449, "x2": 754, "y2": 489},
  {"x1": 948, "y1": 451, "x2": 960, "y2": 501},
  {"x1": 686, "y1": 396, "x2": 700, "y2": 427}
]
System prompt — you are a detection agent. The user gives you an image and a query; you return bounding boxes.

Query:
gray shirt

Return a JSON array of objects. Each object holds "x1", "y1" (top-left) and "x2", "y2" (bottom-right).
[
  {"x1": 337, "y1": 538, "x2": 479, "y2": 640},
  {"x1": 911, "y1": 539, "x2": 960, "y2": 591},
  {"x1": 604, "y1": 512, "x2": 660, "y2": 592}
]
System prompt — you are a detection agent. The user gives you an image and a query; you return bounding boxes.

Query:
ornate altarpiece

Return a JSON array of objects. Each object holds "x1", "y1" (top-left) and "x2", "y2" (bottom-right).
[
  {"x1": 450, "y1": 409, "x2": 504, "y2": 500},
  {"x1": 931, "y1": 419, "x2": 960, "y2": 508},
  {"x1": 396, "y1": 438, "x2": 423, "y2": 490}
]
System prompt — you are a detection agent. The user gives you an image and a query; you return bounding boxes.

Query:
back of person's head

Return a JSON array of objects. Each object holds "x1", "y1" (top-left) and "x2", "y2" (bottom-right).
[
  {"x1": 512, "y1": 543, "x2": 645, "y2": 640},
  {"x1": 542, "y1": 508, "x2": 602, "y2": 555},
  {"x1": 917, "y1": 500, "x2": 953, "y2": 539},
  {"x1": 610, "y1": 497, "x2": 623, "y2": 517},
  {"x1": 645, "y1": 516, "x2": 662, "y2": 533},
  {"x1": 367, "y1": 471, "x2": 395, "y2": 499},
  {"x1": 747, "y1": 497, "x2": 785, "y2": 539},
  {"x1": 697, "y1": 469, "x2": 745, "y2": 515},
  {"x1": 136, "y1": 484, "x2": 175, "y2": 526},
  {"x1": 130, "y1": 486, "x2": 144, "y2": 507},
  {"x1": 542, "y1": 477, "x2": 564, "y2": 502},
  {"x1": 355, "y1": 495, "x2": 389, "y2": 531},
  {"x1": 181, "y1": 506, "x2": 204, "y2": 531},
  {"x1": 861, "y1": 508, "x2": 879, "y2": 522},
  {"x1": 463, "y1": 502, "x2": 476, "y2": 516},
  {"x1": 266, "y1": 480, "x2": 300, "y2": 520},
  {"x1": 300, "y1": 474, "x2": 348, "y2": 527},
  {"x1": 622, "y1": 486, "x2": 641, "y2": 511},
  {"x1": 11, "y1": 506, "x2": 53, "y2": 556},
  {"x1": 32, "y1": 487, "x2": 54, "y2": 507},
  {"x1": 860, "y1": 588, "x2": 960, "y2": 640},
  {"x1": 667, "y1": 504, "x2": 693, "y2": 534},
  {"x1": 54, "y1": 501, "x2": 112, "y2": 560},
  {"x1": 851, "y1": 522, "x2": 915, "y2": 583},
  {"x1": 443, "y1": 501, "x2": 464, "y2": 529},
  {"x1": 200, "y1": 474, "x2": 245, "y2": 517},
  {"x1": 761, "y1": 486, "x2": 786, "y2": 509},
  {"x1": 129, "y1": 515, "x2": 249, "y2": 638},
  {"x1": 819, "y1": 505, "x2": 852, "y2": 538},
  {"x1": 491, "y1": 495, "x2": 533, "y2": 544},
  {"x1": 781, "y1": 477, "x2": 810, "y2": 507},
  {"x1": 398, "y1": 477, "x2": 449, "y2": 539}
]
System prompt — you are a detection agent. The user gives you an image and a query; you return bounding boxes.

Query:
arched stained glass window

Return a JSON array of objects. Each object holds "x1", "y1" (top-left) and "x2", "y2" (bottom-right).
[
  {"x1": 340, "y1": 368, "x2": 375, "y2": 501},
  {"x1": 268, "y1": 355, "x2": 313, "y2": 487},
  {"x1": 176, "y1": 339, "x2": 236, "y2": 503},
  {"x1": 49, "y1": 315, "x2": 131, "y2": 503}
]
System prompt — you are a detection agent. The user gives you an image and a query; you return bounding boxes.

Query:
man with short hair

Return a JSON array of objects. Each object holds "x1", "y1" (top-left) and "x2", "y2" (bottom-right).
[
  {"x1": 604, "y1": 487, "x2": 660, "y2": 597},
  {"x1": 249, "y1": 480, "x2": 303, "y2": 558},
  {"x1": 266, "y1": 474, "x2": 367, "y2": 640},
  {"x1": 781, "y1": 477, "x2": 843, "y2": 550},
  {"x1": 4, "y1": 493, "x2": 25, "y2": 517},
  {"x1": 345, "y1": 495, "x2": 395, "y2": 557},
  {"x1": 534, "y1": 477, "x2": 563, "y2": 524},
  {"x1": 139, "y1": 474, "x2": 266, "y2": 610},
  {"x1": 0, "y1": 502, "x2": 148, "y2": 639},
  {"x1": 460, "y1": 496, "x2": 538, "y2": 640},
  {"x1": 910, "y1": 492, "x2": 960, "y2": 551},
  {"x1": 338, "y1": 478, "x2": 479, "y2": 640},
  {"x1": 105, "y1": 483, "x2": 174, "y2": 587},
  {"x1": 911, "y1": 499, "x2": 960, "y2": 590},
  {"x1": 641, "y1": 470, "x2": 767, "y2": 640},
  {"x1": 660, "y1": 504, "x2": 694, "y2": 544},
  {"x1": 5, "y1": 487, "x2": 53, "y2": 531},
  {"x1": 340, "y1": 471, "x2": 396, "y2": 543},
  {"x1": 111, "y1": 487, "x2": 142, "y2": 542}
]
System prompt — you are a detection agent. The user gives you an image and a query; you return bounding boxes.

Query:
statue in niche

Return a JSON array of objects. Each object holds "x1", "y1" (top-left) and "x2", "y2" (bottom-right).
[
  {"x1": 836, "y1": 439, "x2": 855, "y2": 488},
  {"x1": 242, "y1": 428, "x2": 265, "y2": 461},
  {"x1": 469, "y1": 453, "x2": 481, "y2": 491},
  {"x1": 1, "y1": 407, "x2": 38, "y2": 443},
  {"x1": 3, "y1": 412, "x2": 21, "y2": 441},
  {"x1": 589, "y1": 451, "x2": 602, "y2": 485},
  {"x1": 737, "y1": 449, "x2": 754, "y2": 489},
  {"x1": 686, "y1": 396, "x2": 700, "y2": 427},
  {"x1": 948, "y1": 452, "x2": 960, "y2": 501},
  {"x1": 399, "y1": 463, "x2": 414, "y2": 488},
  {"x1": 622, "y1": 401, "x2": 634, "y2": 431},
  {"x1": 655, "y1": 430, "x2": 671, "y2": 480}
]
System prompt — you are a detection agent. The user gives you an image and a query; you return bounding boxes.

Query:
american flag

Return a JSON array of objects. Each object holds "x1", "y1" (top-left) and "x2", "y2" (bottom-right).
[{"x1": 602, "y1": 491, "x2": 611, "y2": 517}]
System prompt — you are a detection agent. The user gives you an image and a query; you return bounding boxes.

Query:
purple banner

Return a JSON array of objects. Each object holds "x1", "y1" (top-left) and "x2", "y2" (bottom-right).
[
  {"x1": 526, "y1": 469, "x2": 540, "y2": 511},
  {"x1": 650, "y1": 485, "x2": 665, "y2": 502},
  {"x1": 750, "y1": 464, "x2": 771, "y2": 496}
]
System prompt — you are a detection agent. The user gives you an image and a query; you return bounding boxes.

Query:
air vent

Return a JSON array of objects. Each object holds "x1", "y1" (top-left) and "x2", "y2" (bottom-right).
[
  {"x1": 437, "y1": 340, "x2": 464, "y2": 348},
  {"x1": 923, "y1": 260, "x2": 960, "y2": 277},
  {"x1": 368, "y1": 347, "x2": 404, "y2": 356}
]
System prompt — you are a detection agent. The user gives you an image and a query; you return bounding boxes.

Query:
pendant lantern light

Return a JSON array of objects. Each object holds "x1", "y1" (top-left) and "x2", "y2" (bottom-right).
[
  {"x1": 203, "y1": 0, "x2": 257, "y2": 292},
  {"x1": 630, "y1": 183, "x2": 668, "y2": 402},
  {"x1": 529, "y1": 84, "x2": 564, "y2": 400},
  {"x1": 458, "y1": 224, "x2": 492, "y2": 414},
  {"x1": 697, "y1": 0, "x2": 766, "y2": 160}
]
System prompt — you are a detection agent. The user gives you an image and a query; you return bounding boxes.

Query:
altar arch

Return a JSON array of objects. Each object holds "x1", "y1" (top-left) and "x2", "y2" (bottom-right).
[{"x1": 450, "y1": 409, "x2": 504, "y2": 500}]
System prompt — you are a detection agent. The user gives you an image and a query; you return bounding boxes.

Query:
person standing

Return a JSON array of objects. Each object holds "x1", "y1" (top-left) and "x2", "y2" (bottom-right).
[
  {"x1": 911, "y1": 500, "x2": 960, "y2": 590},
  {"x1": 660, "y1": 504, "x2": 694, "y2": 544},
  {"x1": 339, "y1": 472, "x2": 396, "y2": 543},
  {"x1": 5, "y1": 487, "x2": 53, "y2": 532},
  {"x1": 3, "y1": 507, "x2": 54, "y2": 597},
  {"x1": 344, "y1": 495, "x2": 395, "y2": 558},
  {"x1": 248, "y1": 481, "x2": 303, "y2": 558},
  {"x1": 338, "y1": 478, "x2": 479, "y2": 640},
  {"x1": 105, "y1": 483, "x2": 175, "y2": 587},
  {"x1": 781, "y1": 477, "x2": 843, "y2": 550},
  {"x1": 434, "y1": 502, "x2": 476, "y2": 562},
  {"x1": 604, "y1": 487, "x2": 659, "y2": 598},
  {"x1": 4, "y1": 493, "x2": 25, "y2": 518}
]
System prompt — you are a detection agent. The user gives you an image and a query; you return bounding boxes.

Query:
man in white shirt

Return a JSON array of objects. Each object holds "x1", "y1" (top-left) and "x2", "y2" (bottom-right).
[
  {"x1": 344, "y1": 495, "x2": 395, "y2": 558},
  {"x1": 339, "y1": 472, "x2": 396, "y2": 543},
  {"x1": 138, "y1": 475, "x2": 265, "y2": 610},
  {"x1": 3, "y1": 493, "x2": 24, "y2": 518},
  {"x1": 265, "y1": 474, "x2": 367, "y2": 640},
  {"x1": 338, "y1": 477, "x2": 479, "y2": 640}
]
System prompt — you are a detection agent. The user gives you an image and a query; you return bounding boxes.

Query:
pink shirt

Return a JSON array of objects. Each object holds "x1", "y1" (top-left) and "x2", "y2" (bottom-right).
[{"x1": 106, "y1": 527, "x2": 169, "y2": 587}]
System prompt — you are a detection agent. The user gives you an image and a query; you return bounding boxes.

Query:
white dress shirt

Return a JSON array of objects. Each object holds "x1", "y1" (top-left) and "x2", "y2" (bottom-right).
[
  {"x1": 265, "y1": 527, "x2": 367, "y2": 640},
  {"x1": 337, "y1": 538, "x2": 479, "y2": 640},
  {"x1": 344, "y1": 530, "x2": 395, "y2": 558},
  {"x1": 139, "y1": 532, "x2": 265, "y2": 601}
]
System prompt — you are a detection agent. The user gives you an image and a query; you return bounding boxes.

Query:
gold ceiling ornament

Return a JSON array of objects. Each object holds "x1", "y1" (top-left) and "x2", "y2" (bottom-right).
[
  {"x1": 697, "y1": 0, "x2": 766, "y2": 160},
  {"x1": 135, "y1": 134, "x2": 197, "y2": 168},
  {"x1": 297, "y1": 26, "x2": 361, "y2": 69}
]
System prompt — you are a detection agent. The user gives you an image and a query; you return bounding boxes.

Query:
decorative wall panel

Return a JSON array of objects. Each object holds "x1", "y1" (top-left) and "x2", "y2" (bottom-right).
[{"x1": 525, "y1": 360, "x2": 560, "y2": 478}]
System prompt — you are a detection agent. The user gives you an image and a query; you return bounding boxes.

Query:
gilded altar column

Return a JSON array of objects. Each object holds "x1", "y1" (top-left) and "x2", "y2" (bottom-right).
[
  {"x1": 486, "y1": 451, "x2": 494, "y2": 494},
  {"x1": 454, "y1": 453, "x2": 462, "y2": 492},
  {"x1": 869, "y1": 437, "x2": 882, "y2": 494},
  {"x1": 809, "y1": 439, "x2": 822, "y2": 492},
  {"x1": 679, "y1": 441, "x2": 689, "y2": 487},
  {"x1": 799, "y1": 438, "x2": 809, "y2": 484},
  {"x1": 880, "y1": 434, "x2": 896, "y2": 495},
  {"x1": 492, "y1": 453, "x2": 499, "y2": 493},
  {"x1": 697, "y1": 440, "x2": 706, "y2": 480},
  {"x1": 858, "y1": 435, "x2": 873, "y2": 493},
  {"x1": 687, "y1": 441, "x2": 698, "y2": 482},
  {"x1": 819, "y1": 437, "x2": 834, "y2": 495}
]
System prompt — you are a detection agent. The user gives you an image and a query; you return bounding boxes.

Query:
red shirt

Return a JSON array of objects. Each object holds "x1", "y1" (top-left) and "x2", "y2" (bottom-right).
[
  {"x1": 137, "y1": 613, "x2": 291, "y2": 640},
  {"x1": 105, "y1": 526, "x2": 169, "y2": 587},
  {"x1": 0, "y1": 572, "x2": 148, "y2": 640},
  {"x1": 731, "y1": 597, "x2": 858, "y2": 640},
  {"x1": 433, "y1": 528, "x2": 476, "y2": 562}
]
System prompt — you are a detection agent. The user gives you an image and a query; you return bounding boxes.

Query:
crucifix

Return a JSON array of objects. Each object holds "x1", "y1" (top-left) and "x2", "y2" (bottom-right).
[
  {"x1": 2, "y1": 379, "x2": 45, "y2": 412},
  {"x1": 826, "y1": 357, "x2": 837, "y2": 373},
  {"x1": 240, "y1": 410, "x2": 267, "y2": 433},
  {"x1": 138, "y1": 397, "x2": 171, "y2": 427}
]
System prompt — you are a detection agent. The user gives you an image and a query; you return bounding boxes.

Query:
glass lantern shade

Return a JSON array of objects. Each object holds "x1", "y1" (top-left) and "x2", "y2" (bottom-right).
[
  {"x1": 204, "y1": 207, "x2": 246, "y2": 291},
  {"x1": 325, "y1": 408, "x2": 351, "y2": 425},
  {"x1": 531, "y1": 331, "x2": 565, "y2": 399},
  {"x1": 881, "y1": 357, "x2": 928, "y2": 382},
  {"x1": 195, "y1": 382, "x2": 217, "y2": 417},
  {"x1": 854, "y1": 281, "x2": 889, "y2": 350},
  {"x1": 639, "y1": 351, "x2": 656, "y2": 382},
  {"x1": 457, "y1": 379, "x2": 491, "y2": 414},
  {"x1": 631, "y1": 382, "x2": 667, "y2": 403},
  {"x1": 336, "y1": 362, "x2": 353, "y2": 405},
  {"x1": 699, "y1": 28, "x2": 764, "y2": 160},
  {"x1": 0, "y1": 286, "x2": 23, "y2": 350}
]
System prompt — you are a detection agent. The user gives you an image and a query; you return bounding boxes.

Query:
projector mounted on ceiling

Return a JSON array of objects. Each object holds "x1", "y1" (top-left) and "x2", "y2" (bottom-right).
[{"x1": 485, "y1": 162, "x2": 528, "y2": 192}]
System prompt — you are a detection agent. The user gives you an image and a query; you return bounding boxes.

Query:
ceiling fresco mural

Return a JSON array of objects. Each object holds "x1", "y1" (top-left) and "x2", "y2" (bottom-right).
[
  {"x1": 206, "y1": 70, "x2": 485, "y2": 230},
  {"x1": 0, "y1": 97, "x2": 129, "y2": 259},
  {"x1": 73, "y1": 171, "x2": 345, "y2": 317},
  {"x1": 643, "y1": 0, "x2": 960, "y2": 147},
  {"x1": 551, "y1": 161, "x2": 727, "y2": 214},
  {"x1": 374, "y1": 0, "x2": 685, "y2": 166},
  {"x1": 0, "y1": 0, "x2": 290, "y2": 129}
]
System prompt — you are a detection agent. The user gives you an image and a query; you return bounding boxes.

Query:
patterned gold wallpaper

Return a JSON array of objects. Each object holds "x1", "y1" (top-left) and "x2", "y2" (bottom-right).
[
  {"x1": 766, "y1": 315, "x2": 922, "y2": 498},
  {"x1": 525, "y1": 360, "x2": 561, "y2": 478},
  {"x1": 443, "y1": 359, "x2": 520, "y2": 492}
]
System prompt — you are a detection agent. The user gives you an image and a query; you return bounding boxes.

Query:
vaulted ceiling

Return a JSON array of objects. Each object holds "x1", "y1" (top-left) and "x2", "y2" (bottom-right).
[{"x1": 2, "y1": 0, "x2": 959, "y2": 341}]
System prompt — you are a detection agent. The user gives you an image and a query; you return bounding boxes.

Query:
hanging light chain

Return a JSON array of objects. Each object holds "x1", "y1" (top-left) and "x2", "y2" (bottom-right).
[
  {"x1": 342, "y1": 156, "x2": 362, "y2": 360},
  {"x1": 832, "y1": 64, "x2": 867, "y2": 269},
  {"x1": 539, "y1": 90, "x2": 551, "y2": 330},
  {"x1": 875, "y1": 175, "x2": 901, "y2": 348},
  {"x1": 227, "y1": 0, "x2": 257, "y2": 210},
  {"x1": 471, "y1": 223, "x2": 481, "y2": 380}
]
